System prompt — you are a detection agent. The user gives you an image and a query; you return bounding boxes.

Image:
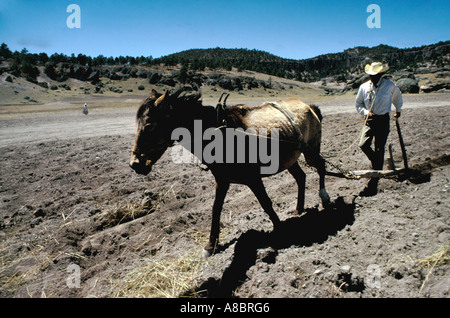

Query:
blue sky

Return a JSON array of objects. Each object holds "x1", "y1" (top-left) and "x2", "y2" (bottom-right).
[{"x1": 0, "y1": 0, "x2": 448, "y2": 60}]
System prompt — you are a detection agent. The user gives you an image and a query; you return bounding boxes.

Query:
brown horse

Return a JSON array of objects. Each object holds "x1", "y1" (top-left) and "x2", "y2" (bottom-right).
[{"x1": 130, "y1": 88, "x2": 330, "y2": 257}]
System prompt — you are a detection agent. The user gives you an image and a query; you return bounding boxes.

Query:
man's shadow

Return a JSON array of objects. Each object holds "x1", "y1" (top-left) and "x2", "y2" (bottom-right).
[{"x1": 196, "y1": 196, "x2": 356, "y2": 298}]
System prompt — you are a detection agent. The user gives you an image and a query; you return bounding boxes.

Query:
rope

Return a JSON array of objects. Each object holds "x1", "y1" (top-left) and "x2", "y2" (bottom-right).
[
  {"x1": 324, "y1": 85, "x2": 378, "y2": 159},
  {"x1": 323, "y1": 158, "x2": 359, "y2": 179},
  {"x1": 320, "y1": 84, "x2": 381, "y2": 178}
]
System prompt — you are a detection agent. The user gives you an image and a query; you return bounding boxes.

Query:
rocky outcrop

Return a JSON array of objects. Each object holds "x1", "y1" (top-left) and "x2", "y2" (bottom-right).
[{"x1": 395, "y1": 78, "x2": 420, "y2": 93}]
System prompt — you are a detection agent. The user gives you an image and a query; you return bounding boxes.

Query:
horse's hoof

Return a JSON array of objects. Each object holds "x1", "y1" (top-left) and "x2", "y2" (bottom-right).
[
  {"x1": 202, "y1": 249, "x2": 213, "y2": 259},
  {"x1": 319, "y1": 188, "x2": 330, "y2": 206}
]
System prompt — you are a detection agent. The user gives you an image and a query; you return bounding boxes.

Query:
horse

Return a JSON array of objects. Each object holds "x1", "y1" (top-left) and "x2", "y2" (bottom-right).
[{"x1": 129, "y1": 88, "x2": 330, "y2": 257}]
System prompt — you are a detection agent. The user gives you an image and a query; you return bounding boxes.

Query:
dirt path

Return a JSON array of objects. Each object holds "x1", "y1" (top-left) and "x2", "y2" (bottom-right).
[{"x1": 1, "y1": 94, "x2": 448, "y2": 147}]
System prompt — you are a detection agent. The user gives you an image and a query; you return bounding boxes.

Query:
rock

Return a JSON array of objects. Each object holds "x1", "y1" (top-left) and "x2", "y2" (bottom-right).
[
  {"x1": 99, "y1": 69, "x2": 111, "y2": 78},
  {"x1": 137, "y1": 70, "x2": 149, "y2": 78},
  {"x1": 81, "y1": 240, "x2": 92, "y2": 256},
  {"x1": 59, "y1": 83, "x2": 71, "y2": 90},
  {"x1": 138, "y1": 85, "x2": 145, "y2": 90},
  {"x1": 34, "y1": 208, "x2": 45, "y2": 218},
  {"x1": 435, "y1": 71, "x2": 450, "y2": 78},
  {"x1": 144, "y1": 190, "x2": 158, "y2": 199},
  {"x1": 393, "y1": 71, "x2": 416, "y2": 80},
  {"x1": 141, "y1": 197, "x2": 152, "y2": 207},
  {"x1": 94, "y1": 85, "x2": 103, "y2": 93},
  {"x1": 420, "y1": 82, "x2": 450, "y2": 93},
  {"x1": 30, "y1": 217, "x2": 43, "y2": 228},
  {"x1": 396, "y1": 78, "x2": 420, "y2": 93},
  {"x1": 218, "y1": 77, "x2": 233, "y2": 90},
  {"x1": 340, "y1": 265, "x2": 351, "y2": 273},
  {"x1": 158, "y1": 76, "x2": 176, "y2": 87},
  {"x1": 87, "y1": 70, "x2": 100, "y2": 83},
  {"x1": 109, "y1": 86, "x2": 122, "y2": 93},
  {"x1": 148, "y1": 72, "x2": 162, "y2": 84},
  {"x1": 109, "y1": 73, "x2": 125, "y2": 80},
  {"x1": 349, "y1": 73, "x2": 369, "y2": 89},
  {"x1": 121, "y1": 67, "x2": 131, "y2": 75},
  {"x1": 391, "y1": 265, "x2": 408, "y2": 279},
  {"x1": 38, "y1": 82, "x2": 48, "y2": 89},
  {"x1": 72, "y1": 65, "x2": 89, "y2": 80},
  {"x1": 257, "y1": 247, "x2": 277, "y2": 264}
]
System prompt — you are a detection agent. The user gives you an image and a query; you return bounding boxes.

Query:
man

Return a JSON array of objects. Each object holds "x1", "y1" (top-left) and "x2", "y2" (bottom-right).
[
  {"x1": 82, "y1": 103, "x2": 88, "y2": 115},
  {"x1": 355, "y1": 62, "x2": 403, "y2": 195}
]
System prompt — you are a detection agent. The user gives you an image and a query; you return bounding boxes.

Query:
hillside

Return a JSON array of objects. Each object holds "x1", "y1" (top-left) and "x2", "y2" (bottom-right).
[
  {"x1": 1, "y1": 41, "x2": 449, "y2": 105},
  {"x1": 156, "y1": 42, "x2": 450, "y2": 81}
]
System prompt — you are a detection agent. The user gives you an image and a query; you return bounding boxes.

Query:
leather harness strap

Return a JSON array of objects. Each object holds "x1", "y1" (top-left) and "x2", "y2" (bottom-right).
[
  {"x1": 216, "y1": 99, "x2": 304, "y2": 150},
  {"x1": 268, "y1": 102, "x2": 302, "y2": 139}
]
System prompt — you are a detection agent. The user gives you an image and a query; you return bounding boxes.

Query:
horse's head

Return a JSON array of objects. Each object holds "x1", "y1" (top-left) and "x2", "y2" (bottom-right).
[
  {"x1": 130, "y1": 87, "x2": 203, "y2": 175},
  {"x1": 129, "y1": 89, "x2": 178, "y2": 175}
]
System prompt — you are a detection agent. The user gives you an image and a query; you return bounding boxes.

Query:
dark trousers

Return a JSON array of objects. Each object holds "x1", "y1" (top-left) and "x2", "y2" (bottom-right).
[{"x1": 359, "y1": 114, "x2": 390, "y2": 170}]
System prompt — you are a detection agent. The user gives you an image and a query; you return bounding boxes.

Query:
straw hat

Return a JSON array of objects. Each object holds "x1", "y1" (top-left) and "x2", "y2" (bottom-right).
[{"x1": 365, "y1": 62, "x2": 389, "y2": 75}]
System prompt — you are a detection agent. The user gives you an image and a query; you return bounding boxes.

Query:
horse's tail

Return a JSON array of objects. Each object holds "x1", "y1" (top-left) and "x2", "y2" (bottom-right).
[{"x1": 309, "y1": 104, "x2": 322, "y2": 122}]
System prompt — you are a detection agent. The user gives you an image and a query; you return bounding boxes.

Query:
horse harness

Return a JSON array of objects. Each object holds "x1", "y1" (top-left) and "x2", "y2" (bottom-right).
[{"x1": 215, "y1": 93, "x2": 304, "y2": 150}]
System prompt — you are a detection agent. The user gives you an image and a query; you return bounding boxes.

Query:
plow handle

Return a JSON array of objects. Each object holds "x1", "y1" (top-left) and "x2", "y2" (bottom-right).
[{"x1": 395, "y1": 117, "x2": 408, "y2": 170}]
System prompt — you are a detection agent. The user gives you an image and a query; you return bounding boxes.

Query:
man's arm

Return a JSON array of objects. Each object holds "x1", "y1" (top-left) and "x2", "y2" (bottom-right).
[
  {"x1": 392, "y1": 84, "x2": 403, "y2": 118},
  {"x1": 355, "y1": 87, "x2": 369, "y2": 116}
]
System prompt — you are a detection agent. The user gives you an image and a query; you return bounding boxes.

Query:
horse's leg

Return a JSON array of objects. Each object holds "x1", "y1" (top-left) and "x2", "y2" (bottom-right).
[
  {"x1": 203, "y1": 180, "x2": 229, "y2": 258},
  {"x1": 288, "y1": 161, "x2": 306, "y2": 215},
  {"x1": 247, "y1": 178, "x2": 281, "y2": 229},
  {"x1": 304, "y1": 149, "x2": 330, "y2": 208}
]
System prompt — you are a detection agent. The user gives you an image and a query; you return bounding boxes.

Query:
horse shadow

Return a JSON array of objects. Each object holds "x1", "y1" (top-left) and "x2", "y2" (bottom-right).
[{"x1": 196, "y1": 196, "x2": 356, "y2": 298}]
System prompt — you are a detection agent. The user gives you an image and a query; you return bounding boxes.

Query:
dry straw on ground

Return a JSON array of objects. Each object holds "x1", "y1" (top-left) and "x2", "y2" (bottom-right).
[
  {"x1": 112, "y1": 251, "x2": 205, "y2": 298},
  {"x1": 417, "y1": 245, "x2": 449, "y2": 296}
]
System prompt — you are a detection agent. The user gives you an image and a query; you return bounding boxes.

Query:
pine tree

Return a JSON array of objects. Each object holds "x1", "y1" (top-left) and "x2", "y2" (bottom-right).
[
  {"x1": 0, "y1": 43, "x2": 12, "y2": 59},
  {"x1": 178, "y1": 64, "x2": 188, "y2": 83}
]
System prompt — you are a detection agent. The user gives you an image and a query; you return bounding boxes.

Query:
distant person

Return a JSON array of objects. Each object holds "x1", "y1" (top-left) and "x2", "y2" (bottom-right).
[
  {"x1": 83, "y1": 103, "x2": 88, "y2": 115},
  {"x1": 355, "y1": 62, "x2": 403, "y2": 195}
]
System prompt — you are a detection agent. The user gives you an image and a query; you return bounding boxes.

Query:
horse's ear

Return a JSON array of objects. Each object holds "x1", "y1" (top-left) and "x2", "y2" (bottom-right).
[
  {"x1": 150, "y1": 89, "x2": 159, "y2": 99},
  {"x1": 154, "y1": 90, "x2": 169, "y2": 107}
]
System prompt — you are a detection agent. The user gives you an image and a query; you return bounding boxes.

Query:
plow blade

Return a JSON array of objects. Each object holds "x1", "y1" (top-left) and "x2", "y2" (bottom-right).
[{"x1": 326, "y1": 168, "x2": 405, "y2": 180}]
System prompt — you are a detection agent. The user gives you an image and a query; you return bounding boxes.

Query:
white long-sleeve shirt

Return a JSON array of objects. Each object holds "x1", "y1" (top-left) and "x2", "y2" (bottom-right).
[{"x1": 355, "y1": 78, "x2": 403, "y2": 116}]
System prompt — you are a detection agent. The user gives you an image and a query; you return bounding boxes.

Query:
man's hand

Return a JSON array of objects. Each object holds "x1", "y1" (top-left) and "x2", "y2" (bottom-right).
[{"x1": 394, "y1": 112, "x2": 401, "y2": 119}]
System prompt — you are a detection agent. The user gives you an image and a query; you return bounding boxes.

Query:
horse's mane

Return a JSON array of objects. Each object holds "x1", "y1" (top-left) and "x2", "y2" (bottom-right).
[
  {"x1": 172, "y1": 89, "x2": 203, "y2": 108},
  {"x1": 136, "y1": 87, "x2": 203, "y2": 124},
  {"x1": 136, "y1": 97, "x2": 152, "y2": 122}
]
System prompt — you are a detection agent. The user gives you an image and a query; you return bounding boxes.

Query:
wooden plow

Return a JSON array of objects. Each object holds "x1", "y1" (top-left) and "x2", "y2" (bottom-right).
[
  {"x1": 325, "y1": 117, "x2": 409, "y2": 180},
  {"x1": 325, "y1": 166, "x2": 406, "y2": 180}
]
